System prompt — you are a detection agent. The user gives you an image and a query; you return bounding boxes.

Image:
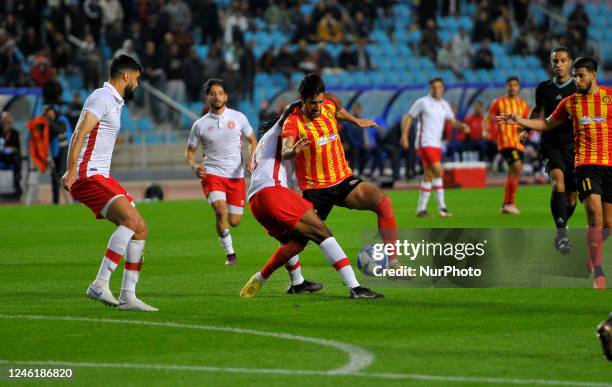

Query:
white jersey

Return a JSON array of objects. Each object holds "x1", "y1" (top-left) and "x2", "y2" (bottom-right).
[
  {"x1": 247, "y1": 119, "x2": 292, "y2": 200},
  {"x1": 188, "y1": 108, "x2": 253, "y2": 178},
  {"x1": 407, "y1": 95, "x2": 455, "y2": 149},
  {"x1": 76, "y1": 82, "x2": 124, "y2": 179}
]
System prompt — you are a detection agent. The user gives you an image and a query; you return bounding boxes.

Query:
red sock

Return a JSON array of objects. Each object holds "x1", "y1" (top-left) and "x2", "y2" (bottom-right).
[
  {"x1": 375, "y1": 196, "x2": 398, "y2": 259},
  {"x1": 587, "y1": 226, "x2": 603, "y2": 267},
  {"x1": 260, "y1": 241, "x2": 304, "y2": 280},
  {"x1": 504, "y1": 176, "x2": 519, "y2": 204}
]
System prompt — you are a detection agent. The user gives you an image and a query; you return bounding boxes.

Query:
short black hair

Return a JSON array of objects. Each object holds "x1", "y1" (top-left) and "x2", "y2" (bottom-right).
[
  {"x1": 299, "y1": 73, "x2": 325, "y2": 99},
  {"x1": 551, "y1": 46, "x2": 572, "y2": 58},
  {"x1": 506, "y1": 76, "x2": 520, "y2": 84},
  {"x1": 109, "y1": 55, "x2": 142, "y2": 79},
  {"x1": 572, "y1": 57, "x2": 598, "y2": 73},
  {"x1": 429, "y1": 77, "x2": 443, "y2": 85},
  {"x1": 204, "y1": 78, "x2": 226, "y2": 95}
]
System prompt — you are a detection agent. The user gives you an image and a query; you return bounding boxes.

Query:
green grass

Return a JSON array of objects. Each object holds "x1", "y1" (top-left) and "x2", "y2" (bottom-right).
[{"x1": 1, "y1": 185, "x2": 611, "y2": 386}]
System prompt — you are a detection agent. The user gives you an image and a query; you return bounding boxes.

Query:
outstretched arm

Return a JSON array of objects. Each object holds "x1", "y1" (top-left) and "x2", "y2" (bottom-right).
[{"x1": 497, "y1": 113, "x2": 562, "y2": 132}]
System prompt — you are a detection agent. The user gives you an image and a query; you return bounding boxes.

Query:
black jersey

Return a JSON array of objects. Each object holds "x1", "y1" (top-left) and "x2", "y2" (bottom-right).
[{"x1": 533, "y1": 78, "x2": 577, "y2": 146}]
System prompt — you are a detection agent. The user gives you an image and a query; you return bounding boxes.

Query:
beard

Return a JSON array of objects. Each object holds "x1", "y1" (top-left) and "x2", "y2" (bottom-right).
[
  {"x1": 210, "y1": 100, "x2": 225, "y2": 110},
  {"x1": 577, "y1": 80, "x2": 591, "y2": 94},
  {"x1": 123, "y1": 84, "x2": 136, "y2": 101}
]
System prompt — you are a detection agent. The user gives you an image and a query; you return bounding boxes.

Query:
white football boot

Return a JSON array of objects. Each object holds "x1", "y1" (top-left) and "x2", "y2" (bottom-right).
[
  {"x1": 86, "y1": 283, "x2": 119, "y2": 307},
  {"x1": 118, "y1": 294, "x2": 158, "y2": 312}
]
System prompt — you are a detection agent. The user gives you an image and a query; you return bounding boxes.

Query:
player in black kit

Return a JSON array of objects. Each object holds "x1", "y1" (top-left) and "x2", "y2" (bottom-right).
[{"x1": 522, "y1": 47, "x2": 578, "y2": 253}]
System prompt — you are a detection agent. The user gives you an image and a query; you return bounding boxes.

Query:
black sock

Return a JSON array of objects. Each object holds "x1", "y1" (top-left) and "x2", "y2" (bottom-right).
[
  {"x1": 594, "y1": 265, "x2": 605, "y2": 278},
  {"x1": 551, "y1": 191, "x2": 567, "y2": 229},
  {"x1": 566, "y1": 202, "x2": 576, "y2": 222}
]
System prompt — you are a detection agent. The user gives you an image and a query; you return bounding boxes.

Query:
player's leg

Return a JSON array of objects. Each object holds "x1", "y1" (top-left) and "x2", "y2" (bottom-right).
[
  {"x1": 584, "y1": 194, "x2": 605, "y2": 289},
  {"x1": 240, "y1": 239, "x2": 306, "y2": 297},
  {"x1": 429, "y1": 160, "x2": 451, "y2": 217},
  {"x1": 105, "y1": 197, "x2": 158, "y2": 311},
  {"x1": 549, "y1": 168, "x2": 571, "y2": 252},
  {"x1": 343, "y1": 181, "x2": 399, "y2": 266},
  {"x1": 292, "y1": 209, "x2": 383, "y2": 298},
  {"x1": 210, "y1": 198, "x2": 237, "y2": 264},
  {"x1": 502, "y1": 150, "x2": 521, "y2": 214},
  {"x1": 417, "y1": 163, "x2": 434, "y2": 216}
]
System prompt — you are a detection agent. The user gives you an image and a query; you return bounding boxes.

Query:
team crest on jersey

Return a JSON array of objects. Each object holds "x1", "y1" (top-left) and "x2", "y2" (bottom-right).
[
  {"x1": 602, "y1": 95, "x2": 612, "y2": 104},
  {"x1": 227, "y1": 120, "x2": 236, "y2": 129},
  {"x1": 325, "y1": 109, "x2": 334, "y2": 119}
]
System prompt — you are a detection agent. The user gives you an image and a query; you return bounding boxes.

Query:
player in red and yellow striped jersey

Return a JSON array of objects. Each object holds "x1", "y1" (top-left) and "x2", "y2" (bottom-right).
[
  {"x1": 484, "y1": 77, "x2": 530, "y2": 214},
  {"x1": 282, "y1": 74, "x2": 402, "y2": 267},
  {"x1": 498, "y1": 57, "x2": 611, "y2": 290}
]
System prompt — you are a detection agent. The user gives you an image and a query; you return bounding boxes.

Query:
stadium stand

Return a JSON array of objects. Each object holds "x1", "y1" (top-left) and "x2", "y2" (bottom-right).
[{"x1": 0, "y1": 0, "x2": 610, "y2": 200}]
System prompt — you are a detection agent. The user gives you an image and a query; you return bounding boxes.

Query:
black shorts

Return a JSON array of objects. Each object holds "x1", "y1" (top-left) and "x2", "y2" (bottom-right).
[
  {"x1": 501, "y1": 148, "x2": 523, "y2": 165},
  {"x1": 541, "y1": 142, "x2": 576, "y2": 192},
  {"x1": 302, "y1": 175, "x2": 363, "y2": 220},
  {"x1": 575, "y1": 165, "x2": 612, "y2": 203}
]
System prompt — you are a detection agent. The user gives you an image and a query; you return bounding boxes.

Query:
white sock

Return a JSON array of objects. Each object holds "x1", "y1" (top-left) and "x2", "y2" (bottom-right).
[
  {"x1": 255, "y1": 272, "x2": 266, "y2": 283},
  {"x1": 120, "y1": 239, "x2": 145, "y2": 298},
  {"x1": 417, "y1": 181, "x2": 432, "y2": 212},
  {"x1": 219, "y1": 229, "x2": 235, "y2": 255},
  {"x1": 432, "y1": 178, "x2": 446, "y2": 209},
  {"x1": 285, "y1": 255, "x2": 305, "y2": 286},
  {"x1": 94, "y1": 225, "x2": 134, "y2": 288},
  {"x1": 319, "y1": 237, "x2": 359, "y2": 288}
]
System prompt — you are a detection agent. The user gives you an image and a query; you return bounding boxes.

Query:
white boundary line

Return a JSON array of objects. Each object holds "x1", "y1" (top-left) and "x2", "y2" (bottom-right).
[
  {"x1": 0, "y1": 314, "x2": 372, "y2": 374},
  {"x1": 0, "y1": 314, "x2": 610, "y2": 387}
]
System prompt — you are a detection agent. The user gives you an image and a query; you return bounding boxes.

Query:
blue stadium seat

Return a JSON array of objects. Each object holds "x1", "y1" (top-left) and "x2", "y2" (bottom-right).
[{"x1": 136, "y1": 117, "x2": 153, "y2": 132}]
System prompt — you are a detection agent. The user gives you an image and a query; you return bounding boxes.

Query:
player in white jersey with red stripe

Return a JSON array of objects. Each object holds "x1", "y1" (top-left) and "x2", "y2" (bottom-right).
[
  {"x1": 240, "y1": 101, "x2": 383, "y2": 299},
  {"x1": 400, "y1": 78, "x2": 469, "y2": 218},
  {"x1": 62, "y1": 55, "x2": 157, "y2": 312},
  {"x1": 185, "y1": 79, "x2": 257, "y2": 265}
]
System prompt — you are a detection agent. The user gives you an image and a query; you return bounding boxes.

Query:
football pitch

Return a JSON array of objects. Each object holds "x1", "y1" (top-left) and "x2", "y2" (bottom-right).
[{"x1": 1, "y1": 185, "x2": 611, "y2": 386}]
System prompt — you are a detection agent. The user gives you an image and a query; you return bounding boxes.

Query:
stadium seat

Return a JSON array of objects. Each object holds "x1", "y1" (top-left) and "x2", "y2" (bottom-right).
[{"x1": 136, "y1": 117, "x2": 154, "y2": 132}]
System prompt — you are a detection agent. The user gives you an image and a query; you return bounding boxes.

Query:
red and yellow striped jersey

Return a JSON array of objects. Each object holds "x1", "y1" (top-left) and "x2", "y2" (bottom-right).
[
  {"x1": 282, "y1": 99, "x2": 352, "y2": 190},
  {"x1": 551, "y1": 86, "x2": 612, "y2": 167},
  {"x1": 488, "y1": 96, "x2": 530, "y2": 151}
]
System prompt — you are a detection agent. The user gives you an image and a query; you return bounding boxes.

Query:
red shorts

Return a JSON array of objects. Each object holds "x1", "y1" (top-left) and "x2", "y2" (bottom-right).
[
  {"x1": 201, "y1": 174, "x2": 245, "y2": 210},
  {"x1": 417, "y1": 147, "x2": 442, "y2": 168},
  {"x1": 249, "y1": 186, "x2": 313, "y2": 242},
  {"x1": 70, "y1": 174, "x2": 134, "y2": 219}
]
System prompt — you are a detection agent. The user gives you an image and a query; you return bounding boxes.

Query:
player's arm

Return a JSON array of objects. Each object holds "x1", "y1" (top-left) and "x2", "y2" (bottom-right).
[
  {"x1": 400, "y1": 113, "x2": 413, "y2": 150},
  {"x1": 336, "y1": 106, "x2": 378, "y2": 128},
  {"x1": 245, "y1": 133, "x2": 257, "y2": 172},
  {"x1": 326, "y1": 91, "x2": 377, "y2": 128},
  {"x1": 281, "y1": 101, "x2": 309, "y2": 160},
  {"x1": 185, "y1": 145, "x2": 206, "y2": 178},
  {"x1": 451, "y1": 118, "x2": 470, "y2": 133},
  {"x1": 281, "y1": 136, "x2": 310, "y2": 160},
  {"x1": 497, "y1": 113, "x2": 562, "y2": 132},
  {"x1": 62, "y1": 112, "x2": 99, "y2": 191}
]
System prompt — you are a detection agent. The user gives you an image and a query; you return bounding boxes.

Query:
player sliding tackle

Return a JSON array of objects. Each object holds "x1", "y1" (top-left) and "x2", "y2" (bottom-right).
[
  {"x1": 240, "y1": 101, "x2": 383, "y2": 299},
  {"x1": 498, "y1": 57, "x2": 611, "y2": 290}
]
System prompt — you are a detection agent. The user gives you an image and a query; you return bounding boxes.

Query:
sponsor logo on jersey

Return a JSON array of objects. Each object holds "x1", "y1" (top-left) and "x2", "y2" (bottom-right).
[
  {"x1": 579, "y1": 116, "x2": 606, "y2": 125},
  {"x1": 316, "y1": 133, "x2": 338, "y2": 146}
]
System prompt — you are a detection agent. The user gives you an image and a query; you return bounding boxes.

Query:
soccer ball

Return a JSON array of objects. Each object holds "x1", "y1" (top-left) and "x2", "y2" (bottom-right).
[{"x1": 356, "y1": 245, "x2": 388, "y2": 276}]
